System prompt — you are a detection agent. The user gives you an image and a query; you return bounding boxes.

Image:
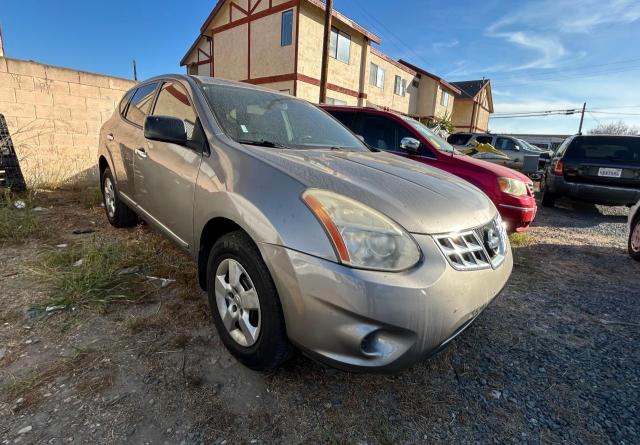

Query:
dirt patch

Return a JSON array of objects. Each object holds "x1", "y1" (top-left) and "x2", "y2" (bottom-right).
[{"x1": 1, "y1": 190, "x2": 638, "y2": 444}]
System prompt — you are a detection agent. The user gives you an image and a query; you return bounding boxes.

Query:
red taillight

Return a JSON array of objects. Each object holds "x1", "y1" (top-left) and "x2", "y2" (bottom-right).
[{"x1": 553, "y1": 159, "x2": 564, "y2": 176}]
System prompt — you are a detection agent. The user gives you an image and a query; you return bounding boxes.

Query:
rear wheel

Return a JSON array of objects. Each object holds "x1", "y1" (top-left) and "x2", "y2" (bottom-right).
[
  {"x1": 206, "y1": 231, "x2": 293, "y2": 370},
  {"x1": 101, "y1": 167, "x2": 138, "y2": 228},
  {"x1": 629, "y1": 217, "x2": 640, "y2": 261}
]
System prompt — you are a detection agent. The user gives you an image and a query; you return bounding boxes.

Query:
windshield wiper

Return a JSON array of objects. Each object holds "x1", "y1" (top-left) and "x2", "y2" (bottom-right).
[{"x1": 237, "y1": 139, "x2": 291, "y2": 149}]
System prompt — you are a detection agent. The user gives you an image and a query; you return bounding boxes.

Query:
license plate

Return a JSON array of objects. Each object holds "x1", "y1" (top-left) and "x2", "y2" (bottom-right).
[{"x1": 598, "y1": 168, "x2": 622, "y2": 178}]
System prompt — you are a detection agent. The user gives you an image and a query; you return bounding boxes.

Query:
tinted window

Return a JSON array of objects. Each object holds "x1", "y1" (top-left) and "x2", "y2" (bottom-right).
[
  {"x1": 475, "y1": 135, "x2": 493, "y2": 144},
  {"x1": 201, "y1": 84, "x2": 367, "y2": 150},
  {"x1": 119, "y1": 89, "x2": 135, "y2": 116},
  {"x1": 125, "y1": 82, "x2": 159, "y2": 126},
  {"x1": 281, "y1": 10, "x2": 293, "y2": 46},
  {"x1": 448, "y1": 134, "x2": 472, "y2": 145},
  {"x1": 327, "y1": 110, "x2": 356, "y2": 129},
  {"x1": 152, "y1": 82, "x2": 199, "y2": 142},
  {"x1": 495, "y1": 137, "x2": 516, "y2": 150},
  {"x1": 360, "y1": 115, "x2": 413, "y2": 153},
  {"x1": 566, "y1": 136, "x2": 640, "y2": 164}
]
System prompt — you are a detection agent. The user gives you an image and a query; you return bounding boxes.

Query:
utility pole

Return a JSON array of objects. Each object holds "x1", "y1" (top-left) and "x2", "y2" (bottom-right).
[
  {"x1": 133, "y1": 59, "x2": 138, "y2": 81},
  {"x1": 319, "y1": 0, "x2": 333, "y2": 104},
  {"x1": 578, "y1": 102, "x2": 586, "y2": 134}
]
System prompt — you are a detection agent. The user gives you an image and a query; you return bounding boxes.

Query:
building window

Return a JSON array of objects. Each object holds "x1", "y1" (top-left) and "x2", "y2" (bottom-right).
[
  {"x1": 441, "y1": 90, "x2": 450, "y2": 107},
  {"x1": 326, "y1": 97, "x2": 347, "y2": 106},
  {"x1": 370, "y1": 63, "x2": 385, "y2": 89},
  {"x1": 394, "y1": 75, "x2": 407, "y2": 96},
  {"x1": 281, "y1": 10, "x2": 293, "y2": 46},
  {"x1": 329, "y1": 27, "x2": 351, "y2": 63}
]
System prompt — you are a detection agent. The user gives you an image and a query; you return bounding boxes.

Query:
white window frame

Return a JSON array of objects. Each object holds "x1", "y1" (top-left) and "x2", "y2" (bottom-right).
[
  {"x1": 370, "y1": 63, "x2": 385, "y2": 89},
  {"x1": 394, "y1": 75, "x2": 407, "y2": 97},
  {"x1": 326, "y1": 97, "x2": 347, "y2": 106},
  {"x1": 329, "y1": 27, "x2": 351, "y2": 64},
  {"x1": 441, "y1": 90, "x2": 450, "y2": 107}
]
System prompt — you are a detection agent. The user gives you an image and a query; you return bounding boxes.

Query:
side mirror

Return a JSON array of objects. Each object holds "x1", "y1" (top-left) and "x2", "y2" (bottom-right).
[
  {"x1": 400, "y1": 137, "x2": 421, "y2": 153},
  {"x1": 144, "y1": 115, "x2": 188, "y2": 146}
]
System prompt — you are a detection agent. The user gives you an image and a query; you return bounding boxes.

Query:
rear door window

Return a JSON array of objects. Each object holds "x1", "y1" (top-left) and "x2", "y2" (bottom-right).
[
  {"x1": 326, "y1": 110, "x2": 356, "y2": 129},
  {"x1": 566, "y1": 136, "x2": 640, "y2": 164},
  {"x1": 119, "y1": 89, "x2": 135, "y2": 116},
  {"x1": 448, "y1": 134, "x2": 471, "y2": 145},
  {"x1": 475, "y1": 135, "x2": 493, "y2": 144},
  {"x1": 495, "y1": 137, "x2": 516, "y2": 150},
  {"x1": 125, "y1": 82, "x2": 159, "y2": 127}
]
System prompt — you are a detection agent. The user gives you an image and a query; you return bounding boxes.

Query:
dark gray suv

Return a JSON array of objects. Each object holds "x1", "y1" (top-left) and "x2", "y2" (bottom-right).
[{"x1": 541, "y1": 135, "x2": 640, "y2": 207}]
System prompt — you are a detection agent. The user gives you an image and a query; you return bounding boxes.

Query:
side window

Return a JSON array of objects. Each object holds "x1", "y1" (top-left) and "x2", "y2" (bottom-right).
[
  {"x1": 496, "y1": 137, "x2": 516, "y2": 150},
  {"x1": 327, "y1": 110, "x2": 355, "y2": 129},
  {"x1": 152, "y1": 82, "x2": 201, "y2": 144},
  {"x1": 360, "y1": 115, "x2": 412, "y2": 153},
  {"x1": 281, "y1": 10, "x2": 293, "y2": 47},
  {"x1": 554, "y1": 137, "x2": 573, "y2": 157},
  {"x1": 475, "y1": 135, "x2": 493, "y2": 144},
  {"x1": 448, "y1": 134, "x2": 471, "y2": 145},
  {"x1": 119, "y1": 89, "x2": 135, "y2": 116},
  {"x1": 125, "y1": 82, "x2": 159, "y2": 127}
]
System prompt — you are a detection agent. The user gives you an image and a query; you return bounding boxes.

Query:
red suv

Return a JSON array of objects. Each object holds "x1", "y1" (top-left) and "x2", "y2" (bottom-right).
[{"x1": 322, "y1": 106, "x2": 537, "y2": 232}]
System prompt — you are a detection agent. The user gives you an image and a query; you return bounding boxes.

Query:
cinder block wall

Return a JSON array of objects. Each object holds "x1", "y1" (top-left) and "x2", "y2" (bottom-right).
[{"x1": 0, "y1": 57, "x2": 136, "y2": 187}]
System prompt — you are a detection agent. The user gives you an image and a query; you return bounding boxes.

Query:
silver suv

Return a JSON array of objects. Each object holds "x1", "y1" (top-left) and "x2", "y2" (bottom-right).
[
  {"x1": 448, "y1": 133, "x2": 552, "y2": 173},
  {"x1": 98, "y1": 75, "x2": 512, "y2": 372}
]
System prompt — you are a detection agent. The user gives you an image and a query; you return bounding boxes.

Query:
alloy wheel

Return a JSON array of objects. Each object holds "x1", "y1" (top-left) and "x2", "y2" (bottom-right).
[
  {"x1": 104, "y1": 177, "x2": 116, "y2": 218},
  {"x1": 214, "y1": 258, "x2": 261, "y2": 347},
  {"x1": 632, "y1": 222, "x2": 640, "y2": 253}
]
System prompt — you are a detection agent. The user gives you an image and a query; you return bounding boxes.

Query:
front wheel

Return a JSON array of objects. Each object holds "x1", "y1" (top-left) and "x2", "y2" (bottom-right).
[
  {"x1": 629, "y1": 217, "x2": 640, "y2": 261},
  {"x1": 206, "y1": 231, "x2": 293, "y2": 370}
]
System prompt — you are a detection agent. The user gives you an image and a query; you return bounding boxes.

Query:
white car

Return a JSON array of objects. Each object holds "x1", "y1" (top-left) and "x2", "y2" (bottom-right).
[{"x1": 630, "y1": 201, "x2": 640, "y2": 261}]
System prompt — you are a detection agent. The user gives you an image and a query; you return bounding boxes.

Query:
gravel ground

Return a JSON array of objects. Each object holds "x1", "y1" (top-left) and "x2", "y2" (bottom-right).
[{"x1": 1, "y1": 191, "x2": 638, "y2": 444}]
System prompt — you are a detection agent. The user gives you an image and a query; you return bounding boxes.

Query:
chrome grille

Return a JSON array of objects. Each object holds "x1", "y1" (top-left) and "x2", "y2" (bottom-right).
[{"x1": 433, "y1": 216, "x2": 507, "y2": 271}]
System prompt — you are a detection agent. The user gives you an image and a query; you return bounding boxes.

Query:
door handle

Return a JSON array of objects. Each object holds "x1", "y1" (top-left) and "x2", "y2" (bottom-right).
[
  {"x1": 107, "y1": 133, "x2": 114, "y2": 141},
  {"x1": 135, "y1": 148, "x2": 147, "y2": 158}
]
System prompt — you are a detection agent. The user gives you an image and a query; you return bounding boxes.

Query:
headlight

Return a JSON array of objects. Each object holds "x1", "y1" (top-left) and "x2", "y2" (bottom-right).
[
  {"x1": 302, "y1": 189, "x2": 421, "y2": 271},
  {"x1": 498, "y1": 177, "x2": 528, "y2": 196}
]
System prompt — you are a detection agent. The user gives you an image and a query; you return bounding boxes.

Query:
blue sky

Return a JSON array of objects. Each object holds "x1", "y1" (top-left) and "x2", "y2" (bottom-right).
[{"x1": 3, "y1": 0, "x2": 640, "y2": 134}]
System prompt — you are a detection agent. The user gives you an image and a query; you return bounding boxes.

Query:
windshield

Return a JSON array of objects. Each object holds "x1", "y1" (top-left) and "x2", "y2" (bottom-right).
[
  {"x1": 200, "y1": 83, "x2": 368, "y2": 151},
  {"x1": 403, "y1": 117, "x2": 455, "y2": 153},
  {"x1": 518, "y1": 139, "x2": 543, "y2": 151}
]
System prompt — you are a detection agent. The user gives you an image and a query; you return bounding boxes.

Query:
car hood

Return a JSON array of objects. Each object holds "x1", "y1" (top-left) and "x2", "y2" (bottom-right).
[
  {"x1": 452, "y1": 153, "x2": 532, "y2": 182},
  {"x1": 250, "y1": 147, "x2": 497, "y2": 234}
]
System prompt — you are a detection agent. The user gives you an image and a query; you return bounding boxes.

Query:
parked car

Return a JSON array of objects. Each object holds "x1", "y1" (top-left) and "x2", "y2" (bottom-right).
[
  {"x1": 322, "y1": 106, "x2": 537, "y2": 232},
  {"x1": 448, "y1": 132, "x2": 553, "y2": 172},
  {"x1": 541, "y1": 135, "x2": 640, "y2": 207},
  {"x1": 98, "y1": 75, "x2": 513, "y2": 372},
  {"x1": 629, "y1": 200, "x2": 640, "y2": 261}
]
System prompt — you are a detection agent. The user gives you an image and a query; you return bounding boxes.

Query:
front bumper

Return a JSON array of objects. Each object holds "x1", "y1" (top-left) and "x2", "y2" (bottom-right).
[
  {"x1": 496, "y1": 196, "x2": 537, "y2": 233},
  {"x1": 547, "y1": 175, "x2": 640, "y2": 206},
  {"x1": 259, "y1": 234, "x2": 513, "y2": 372}
]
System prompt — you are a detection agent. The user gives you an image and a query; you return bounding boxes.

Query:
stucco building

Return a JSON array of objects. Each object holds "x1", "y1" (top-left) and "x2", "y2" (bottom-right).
[
  {"x1": 450, "y1": 79, "x2": 493, "y2": 133},
  {"x1": 180, "y1": 0, "x2": 493, "y2": 130}
]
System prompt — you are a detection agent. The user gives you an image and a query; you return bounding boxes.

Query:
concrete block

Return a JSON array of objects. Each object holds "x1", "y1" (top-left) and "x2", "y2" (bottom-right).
[
  {"x1": 7, "y1": 59, "x2": 47, "y2": 78},
  {"x1": 34, "y1": 78, "x2": 70, "y2": 95},
  {"x1": 45, "y1": 65, "x2": 80, "y2": 83},
  {"x1": 71, "y1": 107, "x2": 101, "y2": 122},
  {"x1": 53, "y1": 93, "x2": 86, "y2": 109},
  {"x1": 55, "y1": 119, "x2": 87, "y2": 134},
  {"x1": 1, "y1": 101, "x2": 36, "y2": 118},
  {"x1": 16, "y1": 89, "x2": 54, "y2": 105},
  {"x1": 99, "y1": 88, "x2": 125, "y2": 102},
  {"x1": 0, "y1": 58, "x2": 7, "y2": 73},
  {"x1": 53, "y1": 133, "x2": 74, "y2": 147},
  {"x1": 69, "y1": 82, "x2": 100, "y2": 98},
  {"x1": 72, "y1": 133, "x2": 98, "y2": 148},
  {"x1": 108, "y1": 77, "x2": 136, "y2": 90},
  {"x1": 79, "y1": 72, "x2": 109, "y2": 88},
  {"x1": 35, "y1": 104, "x2": 72, "y2": 120},
  {"x1": 0, "y1": 72, "x2": 36, "y2": 91},
  {"x1": 85, "y1": 120, "x2": 103, "y2": 135},
  {"x1": 0, "y1": 87, "x2": 16, "y2": 102},
  {"x1": 86, "y1": 97, "x2": 116, "y2": 112}
]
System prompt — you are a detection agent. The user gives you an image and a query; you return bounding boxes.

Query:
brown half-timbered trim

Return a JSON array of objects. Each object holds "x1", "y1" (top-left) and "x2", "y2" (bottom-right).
[{"x1": 213, "y1": 1, "x2": 298, "y2": 34}]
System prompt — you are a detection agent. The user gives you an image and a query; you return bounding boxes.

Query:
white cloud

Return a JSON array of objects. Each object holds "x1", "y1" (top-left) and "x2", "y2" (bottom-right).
[{"x1": 432, "y1": 39, "x2": 459, "y2": 52}]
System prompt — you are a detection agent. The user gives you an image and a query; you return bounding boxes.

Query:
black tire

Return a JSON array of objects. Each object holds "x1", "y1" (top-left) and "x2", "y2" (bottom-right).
[
  {"x1": 629, "y1": 217, "x2": 640, "y2": 262},
  {"x1": 540, "y1": 184, "x2": 557, "y2": 208},
  {"x1": 101, "y1": 167, "x2": 138, "y2": 228},
  {"x1": 206, "y1": 231, "x2": 293, "y2": 370}
]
